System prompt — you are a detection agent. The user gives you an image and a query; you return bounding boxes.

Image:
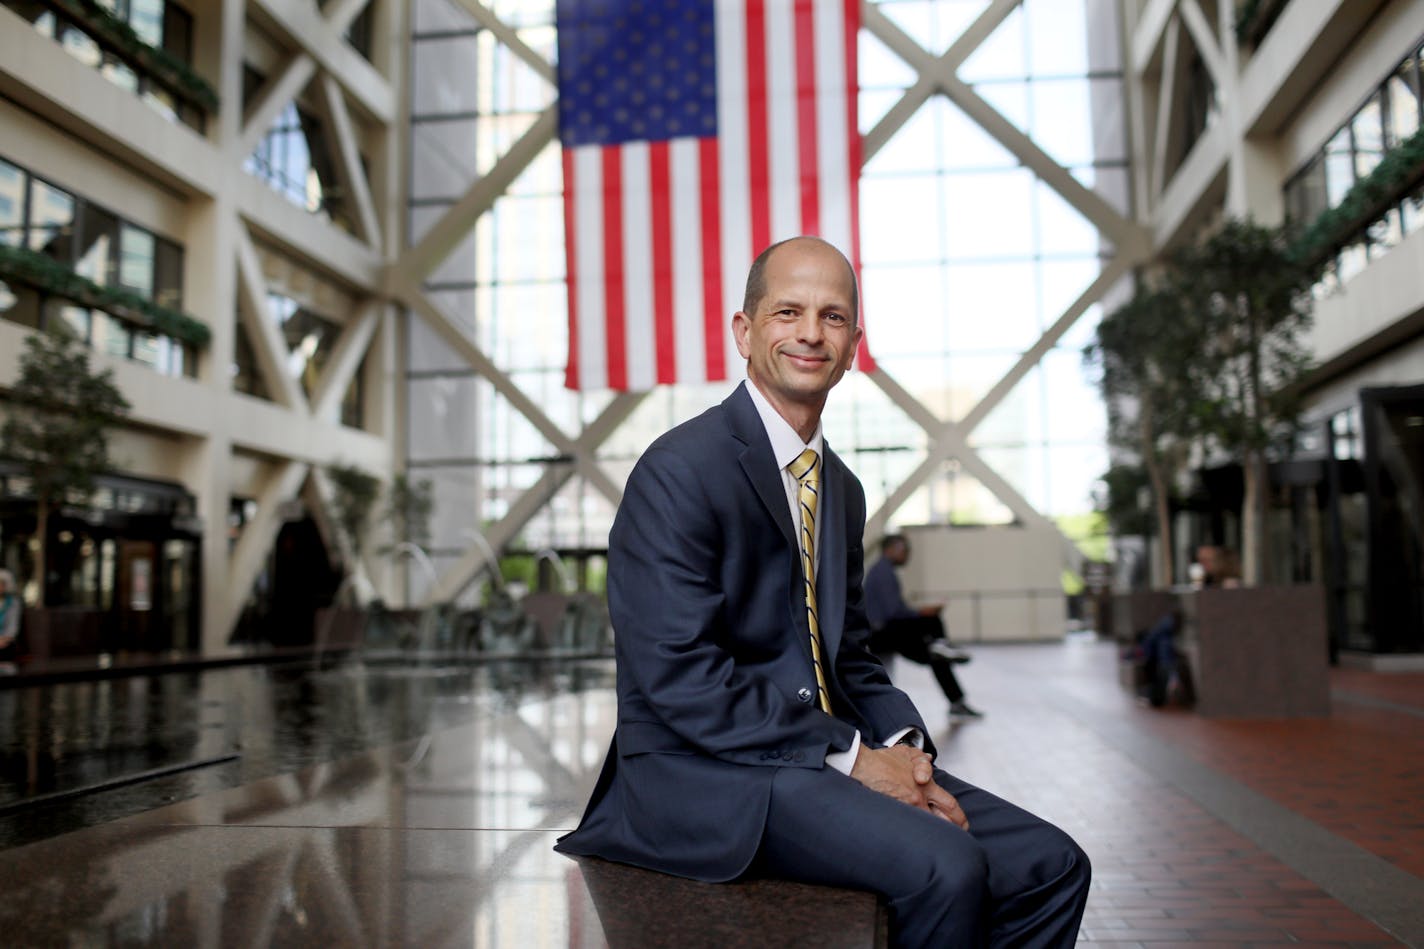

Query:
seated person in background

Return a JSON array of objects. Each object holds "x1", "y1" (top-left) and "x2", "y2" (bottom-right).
[
  {"x1": 0, "y1": 569, "x2": 22, "y2": 673},
  {"x1": 864, "y1": 535, "x2": 982, "y2": 720},
  {"x1": 1140, "y1": 608, "x2": 1183, "y2": 708}
]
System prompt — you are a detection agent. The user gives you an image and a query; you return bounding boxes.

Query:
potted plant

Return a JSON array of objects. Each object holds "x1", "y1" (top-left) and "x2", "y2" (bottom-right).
[{"x1": 1169, "y1": 218, "x2": 1329, "y2": 717}]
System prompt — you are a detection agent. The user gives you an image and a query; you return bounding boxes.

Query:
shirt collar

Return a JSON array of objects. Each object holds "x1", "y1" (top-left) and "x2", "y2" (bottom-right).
[{"x1": 742, "y1": 379, "x2": 823, "y2": 470}]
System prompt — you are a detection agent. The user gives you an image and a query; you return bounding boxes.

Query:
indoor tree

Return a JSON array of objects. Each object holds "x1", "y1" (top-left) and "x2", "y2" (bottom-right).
[
  {"x1": 383, "y1": 472, "x2": 434, "y2": 555},
  {"x1": 1086, "y1": 285, "x2": 1204, "y2": 588},
  {"x1": 1, "y1": 330, "x2": 131, "y2": 605},
  {"x1": 325, "y1": 462, "x2": 381, "y2": 601},
  {"x1": 1173, "y1": 218, "x2": 1316, "y2": 586}
]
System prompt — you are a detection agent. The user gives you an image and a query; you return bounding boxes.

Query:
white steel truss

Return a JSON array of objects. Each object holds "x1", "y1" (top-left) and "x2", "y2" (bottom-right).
[{"x1": 393, "y1": 0, "x2": 1154, "y2": 601}]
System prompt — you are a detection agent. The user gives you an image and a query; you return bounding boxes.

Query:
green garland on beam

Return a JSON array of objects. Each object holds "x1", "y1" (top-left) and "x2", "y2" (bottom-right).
[
  {"x1": 45, "y1": 0, "x2": 219, "y2": 114},
  {"x1": 1287, "y1": 126, "x2": 1424, "y2": 267},
  {"x1": 0, "y1": 243, "x2": 211, "y2": 348}
]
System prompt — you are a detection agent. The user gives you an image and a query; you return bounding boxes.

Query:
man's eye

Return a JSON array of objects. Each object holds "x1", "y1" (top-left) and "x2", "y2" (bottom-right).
[{"x1": 825, "y1": 312, "x2": 847, "y2": 324}]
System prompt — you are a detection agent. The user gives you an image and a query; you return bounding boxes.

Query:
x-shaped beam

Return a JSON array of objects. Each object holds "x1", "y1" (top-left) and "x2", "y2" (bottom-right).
[
  {"x1": 856, "y1": 2, "x2": 1154, "y2": 564},
  {"x1": 389, "y1": 271, "x2": 650, "y2": 604},
  {"x1": 226, "y1": 223, "x2": 385, "y2": 631},
  {"x1": 399, "y1": 1, "x2": 1149, "y2": 591}
]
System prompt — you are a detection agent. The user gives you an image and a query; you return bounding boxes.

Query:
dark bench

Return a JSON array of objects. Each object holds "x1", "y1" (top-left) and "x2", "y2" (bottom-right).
[{"x1": 574, "y1": 856, "x2": 888, "y2": 948}]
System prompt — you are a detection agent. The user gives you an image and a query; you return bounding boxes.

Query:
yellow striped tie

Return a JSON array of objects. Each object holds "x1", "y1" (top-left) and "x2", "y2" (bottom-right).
[{"x1": 789, "y1": 448, "x2": 832, "y2": 714}]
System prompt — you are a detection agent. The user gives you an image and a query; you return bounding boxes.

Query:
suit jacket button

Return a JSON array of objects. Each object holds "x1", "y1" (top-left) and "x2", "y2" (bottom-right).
[
  {"x1": 781, "y1": 751, "x2": 793, "y2": 761},
  {"x1": 797, "y1": 688, "x2": 813, "y2": 703},
  {"x1": 793, "y1": 751, "x2": 806, "y2": 763}
]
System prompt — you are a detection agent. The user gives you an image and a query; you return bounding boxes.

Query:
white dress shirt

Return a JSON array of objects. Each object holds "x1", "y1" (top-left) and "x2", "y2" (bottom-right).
[{"x1": 742, "y1": 380, "x2": 922, "y2": 772}]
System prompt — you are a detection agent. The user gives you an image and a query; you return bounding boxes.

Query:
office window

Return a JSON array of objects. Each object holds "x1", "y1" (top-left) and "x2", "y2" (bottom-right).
[
  {"x1": 0, "y1": 158, "x2": 22, "y2": 246},
  {"x1": 154, "y1": 238, "x2": 183, "y2": 311},
  {"x1": 28, "y1": 179, "x2": 75, "y2": 259},
  {"x1": 74, "y1": 202, "x2": 121, "y2": 287},
  {"x1": 92, "y1": 310, "x2": 133, "y2": 360},
  {"x1": 120, "y1": 224, "x2": 156, "y2": 298},
  {"x1": 1352, "y1": 91, "x2": 1386, "y2": 180},
  {"x1": 1323, "y1": 126, "x2": 1355, "y2": 207},
  {"x1": 1386, "y1": 56, "x2": 1421, "y2": 147}
]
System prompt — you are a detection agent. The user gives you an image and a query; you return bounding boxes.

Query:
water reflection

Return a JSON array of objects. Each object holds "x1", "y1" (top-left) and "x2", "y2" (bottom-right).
[
  {"x1": 0, "y1": 657, "x2": 618, "y2": 946},
  {"x1": 0, "y1": 659, "x2": 616, "y2": 848}
]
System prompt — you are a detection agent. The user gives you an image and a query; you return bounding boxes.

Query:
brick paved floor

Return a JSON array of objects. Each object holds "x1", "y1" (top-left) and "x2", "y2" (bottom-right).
[{"x1": 889, "y1": 637, "x2": 1424, "y2": 946}]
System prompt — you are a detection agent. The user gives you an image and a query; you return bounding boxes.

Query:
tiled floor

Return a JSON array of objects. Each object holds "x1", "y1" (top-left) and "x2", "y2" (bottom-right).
[{"x1": 0, "y1": 637, "x2": 1421, "y2": 947}]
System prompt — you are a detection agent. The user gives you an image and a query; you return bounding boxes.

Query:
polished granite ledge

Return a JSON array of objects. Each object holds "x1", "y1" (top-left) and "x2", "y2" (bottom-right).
[
  {"x1": 577, "y1": 856, "x2": 887, "y2": 948},
  {"x1": 0, "y1": 658, "x2": 617, "y2": 849}
]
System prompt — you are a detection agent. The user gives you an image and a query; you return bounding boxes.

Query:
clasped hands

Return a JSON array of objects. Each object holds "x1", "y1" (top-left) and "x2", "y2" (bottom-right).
[{"x1": 850, "y1": 743, "x2": 969, "y2": 830}]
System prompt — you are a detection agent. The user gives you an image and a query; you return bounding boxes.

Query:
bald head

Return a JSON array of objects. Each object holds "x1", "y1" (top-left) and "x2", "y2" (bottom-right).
[{"x1": 742, "y1": 237, "x2": 859, "y2": 326}]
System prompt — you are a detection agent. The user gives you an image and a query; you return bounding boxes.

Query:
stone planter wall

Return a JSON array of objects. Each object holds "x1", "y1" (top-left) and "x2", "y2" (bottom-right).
[
  {"x1": 21, "y1": 608, "x2": 106, "y2": 660},
  {"x1": 1110, "y1": 590, "x2": 1177, "y2": 643},
  {"x1": 1181, "y1": 584, "x2": 1331, "y2": 718}
]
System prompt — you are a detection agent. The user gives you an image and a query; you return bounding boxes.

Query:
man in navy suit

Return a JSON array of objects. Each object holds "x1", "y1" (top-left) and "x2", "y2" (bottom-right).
[{"x1": 557, "y1": 236, "x2": 1090, "y2": 947}]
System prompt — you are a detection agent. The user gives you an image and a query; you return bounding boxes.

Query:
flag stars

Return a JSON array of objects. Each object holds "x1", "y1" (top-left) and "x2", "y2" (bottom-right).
[{"x1": 556, "y1": 0, "x2": 718, "y2": 148}]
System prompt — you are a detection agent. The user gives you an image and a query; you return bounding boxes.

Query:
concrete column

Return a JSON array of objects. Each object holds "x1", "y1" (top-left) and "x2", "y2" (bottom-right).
[
  {"x1": 181, "y1": 0, "x2": 251, "y2": 655},
  {"x1": 1229, "y1": 139, "x2": 1286, "y2": 224}
]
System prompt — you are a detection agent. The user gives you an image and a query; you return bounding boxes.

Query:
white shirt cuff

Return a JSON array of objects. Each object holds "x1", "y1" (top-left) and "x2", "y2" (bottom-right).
[
  {"x1": 884, "y1": 726, "x2": 924, "y2": 750},
  {"x1": 824, "y1": 730, "x2": 862, "y2": 774}
]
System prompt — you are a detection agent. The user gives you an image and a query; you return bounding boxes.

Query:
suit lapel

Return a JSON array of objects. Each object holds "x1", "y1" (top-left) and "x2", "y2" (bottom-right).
[
  {"x1": 725, "y1": 386, "x2": 796, "y2": 547},
  {"x1": 724, "y1": 385, "x2": 838, "y2": 673}
]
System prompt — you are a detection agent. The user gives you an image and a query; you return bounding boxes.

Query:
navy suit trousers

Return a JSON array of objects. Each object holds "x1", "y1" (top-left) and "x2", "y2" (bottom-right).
[{"x1": 751, "y1": 766, "x2": 1090, "y2": 948}]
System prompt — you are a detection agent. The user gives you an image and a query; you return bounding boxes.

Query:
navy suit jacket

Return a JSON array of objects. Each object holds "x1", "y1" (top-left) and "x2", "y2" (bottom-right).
[{"x1": 556, "y1": 385, "x2": 931, "y2": 881}]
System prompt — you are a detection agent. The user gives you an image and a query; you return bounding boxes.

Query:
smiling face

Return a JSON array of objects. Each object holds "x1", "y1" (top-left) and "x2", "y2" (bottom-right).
[{"x1": 733, "y1": 238, "x2": 862, "y2": 439}]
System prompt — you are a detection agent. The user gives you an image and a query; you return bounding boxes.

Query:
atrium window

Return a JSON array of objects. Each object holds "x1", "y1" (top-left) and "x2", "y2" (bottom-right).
[
  {"x1": 231, "y1": 260, "x2": 367, "y2": 429},
  {"x1": 244, "y1": 95, "x2": 356, "y2": 234},
  {"x1": 404, "y1": 0, "x2": 1124, "y2": 572}
]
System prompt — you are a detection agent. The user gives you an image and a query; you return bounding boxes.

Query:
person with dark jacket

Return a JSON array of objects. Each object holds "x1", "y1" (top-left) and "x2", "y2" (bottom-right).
[{"x1": 864, "y1": 534, "x2": 982, "y2": 720}]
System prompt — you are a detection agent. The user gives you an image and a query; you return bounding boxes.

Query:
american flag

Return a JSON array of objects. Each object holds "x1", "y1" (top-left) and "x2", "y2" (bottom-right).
[{"x1": 557, "y1": 0, "x2": 872, "y2": 392}]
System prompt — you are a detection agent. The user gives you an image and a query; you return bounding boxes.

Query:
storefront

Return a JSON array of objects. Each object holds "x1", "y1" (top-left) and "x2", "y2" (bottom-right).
[
  {"x1": 0, "y1": 465, "x2": 201, "y2": 657},
  {"x1": 1177, "y1": 385, "x2": 1424, "y2": 658}
]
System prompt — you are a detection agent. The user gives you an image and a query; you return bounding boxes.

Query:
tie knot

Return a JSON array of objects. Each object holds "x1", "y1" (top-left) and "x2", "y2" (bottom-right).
[{"x1": 789, "y1": 448, "x2": 819, "y2": 483}]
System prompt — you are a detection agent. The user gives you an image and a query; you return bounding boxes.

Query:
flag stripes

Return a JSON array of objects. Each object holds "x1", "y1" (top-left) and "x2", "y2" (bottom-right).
[{"x1": 559, "y1": 0, "x2": 870, "y2": 392}]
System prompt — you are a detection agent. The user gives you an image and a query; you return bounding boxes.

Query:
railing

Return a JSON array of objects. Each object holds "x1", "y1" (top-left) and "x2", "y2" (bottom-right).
[
  {"x1": 914, "y1": 588, "x2": 1068, "y2": 643},
  {"x1": 2, "y1": 0, "x2": 214, "y2": 132}
]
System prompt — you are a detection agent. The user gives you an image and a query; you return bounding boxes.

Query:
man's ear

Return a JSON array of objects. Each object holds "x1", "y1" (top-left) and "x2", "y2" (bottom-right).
[
  {"x1": 733, "y1": 311, "x2": 752, "y2": 359},
  {"x1": 842, "y1": 324, "x2": 864, "y2": 371}
]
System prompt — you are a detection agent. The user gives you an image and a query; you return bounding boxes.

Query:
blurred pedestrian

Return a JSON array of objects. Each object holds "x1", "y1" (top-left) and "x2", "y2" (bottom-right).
[
  {"x1": 865, "y1": 535, "x2": 983, "y2": 721},
  {"x1": 0, "y1": 569, "x2": 22, "y2": 673}
]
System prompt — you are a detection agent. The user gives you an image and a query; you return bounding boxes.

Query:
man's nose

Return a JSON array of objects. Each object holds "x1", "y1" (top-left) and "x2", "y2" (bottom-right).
[{"x1": 795, "y1": 311, "x2": 824, "y2": 343}]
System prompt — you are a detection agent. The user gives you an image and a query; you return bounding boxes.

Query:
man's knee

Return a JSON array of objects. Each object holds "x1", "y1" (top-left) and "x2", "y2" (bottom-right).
[
  {"x1": 891, "y1": 829, "x2": 989, "y2": 905},
  {"x1": 1028, "y1": 822, "x2": 1092, "y2": 916},
  {"x1": 934, "y1": 839, "x2": 991, "y2": 903},
  {"x1": 885, "y1": 834, "x2": 990, "y2": 946},
  {"x1": 1059, "y1": 833, "x2": 1092, "y2": 897}
]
